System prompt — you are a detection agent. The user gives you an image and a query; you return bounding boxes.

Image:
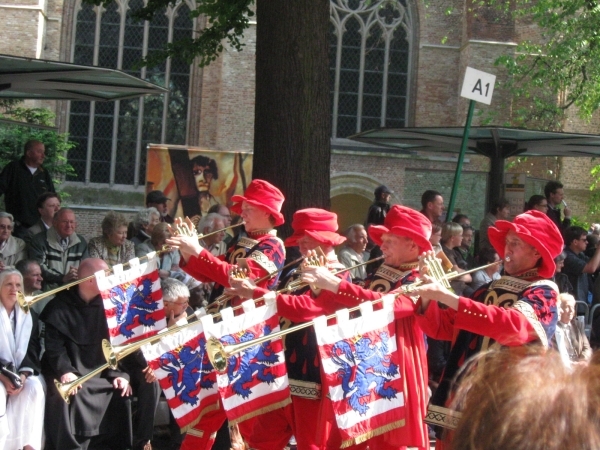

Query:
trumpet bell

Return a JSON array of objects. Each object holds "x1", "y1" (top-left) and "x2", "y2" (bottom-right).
[
  {"x1": 206, "y1": 337, "x2": 228, "y2": 373},
  {"x1": 102, "y1": 339, "x2": 117, "y2": 370},
  {"x1": 17, "y1": 292, "x2": 30, "y2": 314},
  {"x1": 54, "y1": 378, "x2": 76, "y2": 404}
]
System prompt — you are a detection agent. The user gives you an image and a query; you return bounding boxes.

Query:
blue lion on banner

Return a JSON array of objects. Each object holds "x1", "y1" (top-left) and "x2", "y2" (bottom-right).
[
  {"x1": 110, "y1": 277, "x2": 159, "y2": 338},
  {"x1": 222, "y1": 325, "x2": 280, "y2": 399},
  {"x1": 330, "y1": 331, "x2": 398, "y2": 415},
  {"x1": 159, "y1": 337, "x2": 215, "y2": 405}
]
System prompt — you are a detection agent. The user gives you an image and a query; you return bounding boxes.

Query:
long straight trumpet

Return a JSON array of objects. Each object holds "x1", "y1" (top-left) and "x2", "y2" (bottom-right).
[
  {"x1": 17, "y1": 222, "x2": 245, "y2": 314},
  {"x1": 208, "y1": 255, "x2": 386, "y2": 321},
  {"x1": 54, "y1": 310, "x2": 206, "y2": 403},
  {"x1": 16, "y1": 247, "x2": 169, "y2": 314},
  {"x1": 205, "y1": 257, "x2": 502, "y2": 371},
  {"x1": 177, "y1": 221, "x2": 245, "y2": 242},
  {"x1": 209, "y1": 254, "x2": 307, "y2": 312}
]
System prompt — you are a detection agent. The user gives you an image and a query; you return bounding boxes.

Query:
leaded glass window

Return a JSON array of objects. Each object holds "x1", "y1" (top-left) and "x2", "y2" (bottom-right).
[
  {"x1": 330, "y1": 0, "x2": 413, "y2": 138},
  {"x1": 68, "y1": 0, "x2": 194, "y2": 185}
]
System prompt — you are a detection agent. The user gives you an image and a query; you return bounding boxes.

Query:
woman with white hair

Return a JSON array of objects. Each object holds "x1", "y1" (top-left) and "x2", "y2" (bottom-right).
[
  {"x1": 0, "y1": 213, "x2": 26, "y2": 271},
  {"x1": 130, "y1": 207, "x2": 161, "y2": 246},
  {"x1": 0, "y1": 269, "x2": 44, "y2": 450}
]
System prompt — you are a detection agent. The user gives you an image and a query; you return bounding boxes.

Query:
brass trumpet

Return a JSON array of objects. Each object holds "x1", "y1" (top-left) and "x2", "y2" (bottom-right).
[
  {"x1": 207, "y1": 254, "x2": 386, "y2": 321},
  {"x1": 208, "y1": 254, "x2": 308, "y2": 313},
  {"x1": 17, "y1": 246, "x2": 173, "y2": 314},
  {"x1": 54, "y1": 310, "x2": 206, "y2": 403},
  {"x1": 205, "y1": 256, "x2": 501, "y2": 371},
  {"x1": 173, "y1": 220, "x2": 245, "y2": 242},
  {"x1": 19, "y1": 221, "x2": 245, "y2": 314}
]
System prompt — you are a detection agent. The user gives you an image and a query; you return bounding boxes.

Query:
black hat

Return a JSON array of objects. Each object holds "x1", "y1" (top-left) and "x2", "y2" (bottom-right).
[
  {"x1": 146, "y1": 190, "x2": 169, "y2": 204},
  {"x1": 374, "y1": 185, "x2": 392, "y2": 198}
]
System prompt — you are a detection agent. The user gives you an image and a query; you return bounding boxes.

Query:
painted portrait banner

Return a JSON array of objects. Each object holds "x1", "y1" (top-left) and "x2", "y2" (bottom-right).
[{"x1": 146, "y1": 144, "x2": 253, "y2": 221}]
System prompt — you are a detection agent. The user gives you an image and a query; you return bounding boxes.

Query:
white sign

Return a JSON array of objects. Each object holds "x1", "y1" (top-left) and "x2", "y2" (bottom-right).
[{"x1": 460, "y1": 67, "x2": 496, "y2": 105}]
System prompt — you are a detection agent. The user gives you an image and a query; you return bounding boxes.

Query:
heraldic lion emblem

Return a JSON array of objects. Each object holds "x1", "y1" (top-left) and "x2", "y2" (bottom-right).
[
  {"x1": 109, "y1": 277, "x2": 160, "y2": 338},
  {"x1": 330, "y1": 331, "x2": 399, "y2": 415}
]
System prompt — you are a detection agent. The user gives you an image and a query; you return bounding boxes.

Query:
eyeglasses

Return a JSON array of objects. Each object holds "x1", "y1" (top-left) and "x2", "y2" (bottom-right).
[{"x1": 0, "y1": 225, "x2": 13, "y2": 230}]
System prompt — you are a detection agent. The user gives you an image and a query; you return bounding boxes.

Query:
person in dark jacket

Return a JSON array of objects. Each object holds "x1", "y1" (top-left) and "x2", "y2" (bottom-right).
[
  {"x1": 0, "y1": 140, "x2": 55, "y2": 238},
  {"x1": 41, "y1": 258, "x2": 132, "y2": 450},
  {"x1": 365, "y1": 184, "x2": 392, "y2": 228}
]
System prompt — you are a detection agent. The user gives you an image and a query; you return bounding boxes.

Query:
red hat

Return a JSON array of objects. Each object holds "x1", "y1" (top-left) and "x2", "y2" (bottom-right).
[
  {"x1": 368, "y1": 205, "x2": 433, "y2": 252},
  {"x1": 230, "y1": 179, "x2": 285, "y2": 226},
  {"x1": 284, "y1": 208, "x2": 346, "y2": 247},
  {"x1": 488, "y1": 210, "x2": 563, "y2": 278}
]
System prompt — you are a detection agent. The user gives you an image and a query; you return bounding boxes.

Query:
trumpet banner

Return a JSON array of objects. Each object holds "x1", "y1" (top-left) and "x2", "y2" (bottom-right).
[
  {"x1": 200, "y1": 298, "x2": 291, "y2": 425},
  {"x1": 142, "y1": 316, "x2": 219, "y2": 431},
  {"x1": 313, "y1": 297, "x2": 405, "y2": 448},
  {"x1": 97, "y1": 255, "x2": 167, "y2": 346}
]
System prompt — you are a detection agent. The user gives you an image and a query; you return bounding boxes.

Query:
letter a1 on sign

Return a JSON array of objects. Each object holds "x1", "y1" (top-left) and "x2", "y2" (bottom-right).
[{"x1": 460, "y1": 67, "x2": 496, "y2": 105}]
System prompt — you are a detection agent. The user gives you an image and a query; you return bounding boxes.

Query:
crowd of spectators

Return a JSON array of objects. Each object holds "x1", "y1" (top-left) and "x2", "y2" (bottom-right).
[
  {"x1": 2, "y1": 141, "x2": 600, "y2": 449},
  {"x1": 0, "y1": 140, "x2": 238, "y2": 449}
]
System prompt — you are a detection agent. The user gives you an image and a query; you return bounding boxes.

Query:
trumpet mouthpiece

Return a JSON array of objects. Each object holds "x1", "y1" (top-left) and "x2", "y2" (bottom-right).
[{"x1": 504, "y1": 256, "x2": 511, "y2": 262}]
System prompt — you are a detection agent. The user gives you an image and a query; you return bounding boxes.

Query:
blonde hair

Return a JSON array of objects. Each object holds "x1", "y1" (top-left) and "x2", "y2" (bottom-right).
[
  {"x1": 441, "y1": 222, "x2": 463, "y2": 243},
  {"x1": 450, "y1": 347, "x2": 600, "y2": 450}
]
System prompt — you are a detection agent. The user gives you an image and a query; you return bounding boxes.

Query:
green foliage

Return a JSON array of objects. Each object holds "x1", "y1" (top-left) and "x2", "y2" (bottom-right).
[
  {"x1": 84, "y1": 0, "x2": 254, "y2": 68},
  {"x1": 0, "y1": 101, "x2": 76, "y2": 188},
  {"x1": 588, "y1": 164, "x2": 600, "y2": 217},
  {"x1": 570, "y1": 215, "x2": 590, "y2": 231},
  {"x1": 481, "y1": 0, "x2": 600, "y2": 127}
]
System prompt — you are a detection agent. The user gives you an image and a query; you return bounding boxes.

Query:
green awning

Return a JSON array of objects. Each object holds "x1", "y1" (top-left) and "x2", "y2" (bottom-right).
[
  {"x1": 0, "y1": 54, "x2": 167, "y2": 101},
  {"x1": 349, "y1": 127, "x2": 600, "y2": 158}
]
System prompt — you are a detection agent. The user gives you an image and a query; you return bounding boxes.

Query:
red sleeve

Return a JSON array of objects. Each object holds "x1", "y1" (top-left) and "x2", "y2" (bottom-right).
[
  {"x1": 181, "y1": 248, "x2": 273, "y2": 289},
  {"x1": 393, "y1": 295, "x2": 419, "y2": 319},
  {"x1": 453, "y1": 297, "x2": 537, "y2": 346},
  {"x1": 333, "y1": 279, "x2": 385, "y2": 305},
  {"x1": 276, "y1": 292, "x2": 335, "y2": 322},
  {"x1": 415, "y1": 300, "x2": 456, "y2": 341}
]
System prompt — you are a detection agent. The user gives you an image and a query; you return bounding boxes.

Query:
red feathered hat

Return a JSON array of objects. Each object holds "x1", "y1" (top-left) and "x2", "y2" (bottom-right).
[
  {"x1": 230, "y1": 179, "x2": 285, "y2": 226},
  {"x1": 488, "y1": 210, "x2": 563, "y2": 278},
  {"x1": 368, "y1": 205, "x2": 433, "y2": 252},
  {"x1": 285, "y1": 208, "x2": 346, "y2": 247}
]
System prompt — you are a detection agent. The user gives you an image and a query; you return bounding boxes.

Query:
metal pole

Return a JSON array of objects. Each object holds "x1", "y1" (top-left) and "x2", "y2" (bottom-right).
[{"x1": 446, "y1": 100, "x2": 475, "y2": 222}]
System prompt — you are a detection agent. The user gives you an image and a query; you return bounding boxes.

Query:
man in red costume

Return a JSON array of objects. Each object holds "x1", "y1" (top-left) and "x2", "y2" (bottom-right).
[
  {"x1": 413, "y1": 210, "x2": 562, "y2": 449},
  {"x1": 166, "y1": 178, "x2": 286, "y2": 449},
  {"x1": 301, "y1": 205, "x2": 432, "y2": 450},
  {"x1": 227, "y1": 208, "x2": 366, "y2": 450}
]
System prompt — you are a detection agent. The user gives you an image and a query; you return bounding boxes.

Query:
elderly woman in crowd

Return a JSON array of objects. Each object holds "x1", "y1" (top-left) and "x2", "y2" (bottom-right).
[
  {"x1": 552, "y1": 293, "x2": 592, "y2": 367},
  {"x1": 136, "y1": 222, "x2": 178, "y2": 276},
  {"x1": 129, "y1": 207, "x2": 161, "y2": 246},
  {"x1": 0, "y1": 269, "x2": 44, "y2": 450},
  {"x1": 0, "y1": 213, "x2": 26, "y2": 271},
  {"x1": 88, "y1": 211, "x2": 135, "y2": 267}
]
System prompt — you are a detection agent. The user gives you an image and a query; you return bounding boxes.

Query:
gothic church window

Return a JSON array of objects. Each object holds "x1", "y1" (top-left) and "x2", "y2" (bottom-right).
[
  {"x1": 68, "y1": 0, "x2": 194, "y2": 185},
  {"x1": 330, "y1": 0, "x2": 413, "y2": 138}
]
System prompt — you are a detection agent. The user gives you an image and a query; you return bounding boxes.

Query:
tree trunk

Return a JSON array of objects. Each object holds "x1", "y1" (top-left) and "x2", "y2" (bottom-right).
[{"x1": 254, "y1": 0, "x2": 331, "y2": 239}]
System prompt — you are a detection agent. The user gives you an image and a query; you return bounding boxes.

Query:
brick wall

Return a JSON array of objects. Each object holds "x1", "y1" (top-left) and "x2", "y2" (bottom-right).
[{"x1": 3, "y1": 0, "x2": 600, "y2": 232}]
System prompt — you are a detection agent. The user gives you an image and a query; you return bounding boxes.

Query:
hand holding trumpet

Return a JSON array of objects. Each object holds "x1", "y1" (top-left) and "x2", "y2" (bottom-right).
[{"x1": 166, "y1": 217, "x2": 203, "y2": 262}]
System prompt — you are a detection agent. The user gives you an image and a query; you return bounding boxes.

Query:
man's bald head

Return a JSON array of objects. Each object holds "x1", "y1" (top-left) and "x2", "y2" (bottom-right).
[{"x1": 77, "y1": 258, "x2": 109, "y2": 301}]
